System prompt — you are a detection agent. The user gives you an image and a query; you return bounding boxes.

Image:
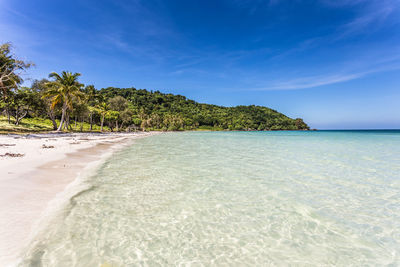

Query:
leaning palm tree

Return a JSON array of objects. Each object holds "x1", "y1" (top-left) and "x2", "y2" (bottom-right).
[{"x1": 44, "y1": 71, "x2": 84, "y2": 131}]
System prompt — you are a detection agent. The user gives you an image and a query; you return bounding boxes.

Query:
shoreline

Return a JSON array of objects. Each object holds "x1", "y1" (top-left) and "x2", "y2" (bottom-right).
[{"x1": 0, "y1": 132, "x2": 158, "y2": 266}]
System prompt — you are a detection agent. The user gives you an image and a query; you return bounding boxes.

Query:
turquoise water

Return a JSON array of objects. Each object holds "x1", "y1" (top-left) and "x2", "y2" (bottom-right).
[{"x1": 22, "y1": 131, "x2": 400, "y2": 266}]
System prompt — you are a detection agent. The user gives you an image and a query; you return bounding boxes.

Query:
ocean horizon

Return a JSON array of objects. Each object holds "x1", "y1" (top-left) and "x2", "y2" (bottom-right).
[{"x1": 21, "y1": 131, "x2": 400, "y2": 266}]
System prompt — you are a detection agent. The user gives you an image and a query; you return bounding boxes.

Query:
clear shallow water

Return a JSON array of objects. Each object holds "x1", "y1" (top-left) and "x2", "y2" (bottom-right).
[{"x1": 21, "y1": 131, "x2": 400, "y2": 266}]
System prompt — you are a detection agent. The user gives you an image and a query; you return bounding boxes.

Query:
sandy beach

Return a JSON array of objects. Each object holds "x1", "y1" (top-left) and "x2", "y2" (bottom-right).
[{"x1": 0, "y1": 132, "x2": 156, "y2": 266}]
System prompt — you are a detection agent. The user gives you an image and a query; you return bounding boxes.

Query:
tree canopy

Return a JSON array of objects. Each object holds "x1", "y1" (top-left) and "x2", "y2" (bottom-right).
[
  {"x1": 91, "y1": 87, "x2": 309, "y2": 131},
  {"x1": 0, "y1": 43, "x2": 33, "y2": 124}
]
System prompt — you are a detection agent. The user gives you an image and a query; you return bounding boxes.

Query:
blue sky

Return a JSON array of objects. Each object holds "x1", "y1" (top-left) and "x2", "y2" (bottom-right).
[{"x1": 1, "y1": 0, "x2": 399, "y2": 129}]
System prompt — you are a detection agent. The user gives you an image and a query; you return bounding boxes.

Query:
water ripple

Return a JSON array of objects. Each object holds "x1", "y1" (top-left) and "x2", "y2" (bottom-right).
[{"x1": 21, "y1": 131, "x2": 400, "y2": 266}]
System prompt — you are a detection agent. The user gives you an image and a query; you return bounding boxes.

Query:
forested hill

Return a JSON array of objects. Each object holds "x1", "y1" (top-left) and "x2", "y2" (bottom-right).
[
  {"x1": 0, "y1": 41, "x2": 309, "y2": 132},
  {"x1": 98, "y1": 87, "x2": 310, "y2": 131}
]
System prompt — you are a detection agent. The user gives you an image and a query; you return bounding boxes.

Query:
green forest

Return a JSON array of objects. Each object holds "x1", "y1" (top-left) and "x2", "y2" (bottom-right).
[{"x1": 1, "y1": 43, "x2": 310, "y2": 132}]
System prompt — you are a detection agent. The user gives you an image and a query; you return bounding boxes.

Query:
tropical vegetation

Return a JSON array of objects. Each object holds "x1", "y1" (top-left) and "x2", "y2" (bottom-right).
[{"x1": 0, "y1": 43, "x2": 309, "y2": 132}]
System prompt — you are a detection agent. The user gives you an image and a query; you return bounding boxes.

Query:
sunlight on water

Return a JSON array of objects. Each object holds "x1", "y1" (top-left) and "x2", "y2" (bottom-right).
[{"x1": 21, "y1": 131, "x2": 400, "y2": 266}]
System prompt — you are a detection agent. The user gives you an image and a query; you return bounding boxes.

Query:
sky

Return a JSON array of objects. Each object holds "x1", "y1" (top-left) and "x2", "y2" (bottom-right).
[{"x1": 1, "y1": 0, "x2": 399, "y2": 129}]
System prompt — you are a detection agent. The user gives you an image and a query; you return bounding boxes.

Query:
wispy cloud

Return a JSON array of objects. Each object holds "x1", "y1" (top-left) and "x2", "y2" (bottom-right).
[
  {"x1": 273, "y1": 0, "x2": 399, "y2": 58},
  {"x1": 319, "y1": 0, "x2": 366, "y2": 7},
  {"x1": 2, "y1": 0, "x2": 399, "y2": 95},
  {"x1": 335, "y1": 0, "x2": 399, "y2": 39},
  {"x1": 256, "y1": 0, "x2": 400, "y2": 91},
  {"x1": 250, "y1": 54, "x2": 400, "y2": 91},
  {"x1": 265, "y1": 73, "x2": 363, "y2": 90},
  {"x1": 173, "y1": 47, "x2": 272, "y2": 70},
  {"x1": 73, "y1": 0, "x2": 182, "y2": 65}
]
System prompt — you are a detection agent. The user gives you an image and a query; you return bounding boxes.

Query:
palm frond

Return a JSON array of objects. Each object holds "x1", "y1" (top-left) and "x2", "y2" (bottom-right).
[
  {"x1": 48, "y1": 72, "x2": 62, "y2": 82},
  {"x1": 50, "y1": 94, "x2": 62, "y2": 109}
]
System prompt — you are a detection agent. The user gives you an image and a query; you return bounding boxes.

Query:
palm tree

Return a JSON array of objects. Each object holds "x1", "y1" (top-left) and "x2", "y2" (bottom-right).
[
  {"x1": 1, "y1": 43, "x2": 33, "y2": 123},
  {"x1": 97, "y1": 101, "x2": 110, "y2": 132},
  {"x1": 84, "y1": 85, "x2": 97, "y2": 131},
  {"x1": 44, "y1": 71, "x2": 84, "y2": 131}
]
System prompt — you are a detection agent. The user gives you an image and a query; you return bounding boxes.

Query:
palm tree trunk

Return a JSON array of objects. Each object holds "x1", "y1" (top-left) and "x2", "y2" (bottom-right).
[
  {"x1": 1, "y1": 93, "x2": 11, "y2": 124},
  {"x1": 6, "y1": 103, "x2": 11, "y2": 124},
  {"x1": 80, "y1": 116, "x2": 83, "y2": 132},
  {"x1": 51, "y1": 118, "x2": 57, "y2": 130},
  {"x1": 89, "y1": 113, "x2": 93, "y2": 131},
  {"x1": 15, "y1": 110, "x2": 27, "y2": 125},
  {"x1": 66, "y1": 115, "x2": 71, "y2": 130},
  {"x1": 65, "y1": 113, "x2": 71, "y2": 130},
  {"x1": 63, "y1": 116, "x2": 67, "y2": 130},
  {"x1": 101, "y1": 114, "x2": 105, "y2": 132},
  {"x1": 57, "y1": 104, "x2": 67, "y2": 131},
  {"x1": 48, "y1": 109, "x2": 58, "y2": 130}
]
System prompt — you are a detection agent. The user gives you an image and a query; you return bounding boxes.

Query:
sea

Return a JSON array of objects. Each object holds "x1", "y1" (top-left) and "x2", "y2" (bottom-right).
[{"x1": 20, "y1": 131, "x2": 400, "y2": 266}]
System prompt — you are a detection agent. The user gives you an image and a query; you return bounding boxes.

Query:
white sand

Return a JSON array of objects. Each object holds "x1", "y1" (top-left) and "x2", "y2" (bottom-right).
[{"x1": 0, "y1": 132, "x2": 157, "y2": 266}]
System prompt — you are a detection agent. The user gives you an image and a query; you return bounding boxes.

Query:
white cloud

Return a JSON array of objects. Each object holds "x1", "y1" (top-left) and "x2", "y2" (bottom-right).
[
  {"x1": 335, "y1": 0, "x2": 399, "y2": 39},
  {"x1": 250, "y1": 59, "x2": 400, "y2": 91}
]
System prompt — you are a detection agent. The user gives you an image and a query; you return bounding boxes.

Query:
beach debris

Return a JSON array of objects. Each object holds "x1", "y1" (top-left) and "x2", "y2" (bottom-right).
[
  {"x1": 42, "y1": 144, "x2": 55, "y2": 149},
  {"x1": 0, "y1": 144, "x2": 16, "y2": 147},
  {"x1": 0, "y1": 152, "x2": 25, "y2": 158}
]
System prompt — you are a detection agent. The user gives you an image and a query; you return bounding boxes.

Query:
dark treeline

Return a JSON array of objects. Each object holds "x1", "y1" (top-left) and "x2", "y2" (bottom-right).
[{"x1": 1, "y1": 43, "x2": 309, "y2": 132}]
